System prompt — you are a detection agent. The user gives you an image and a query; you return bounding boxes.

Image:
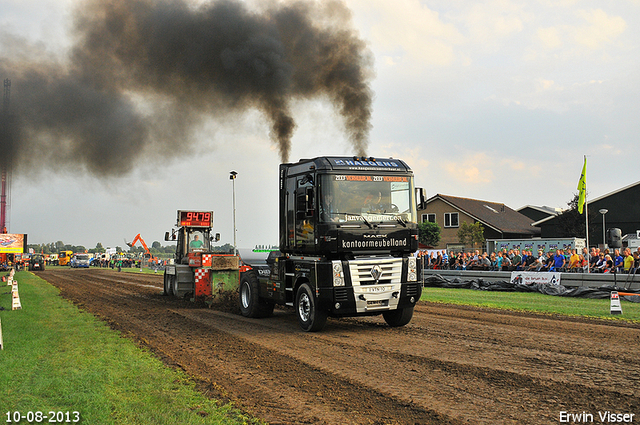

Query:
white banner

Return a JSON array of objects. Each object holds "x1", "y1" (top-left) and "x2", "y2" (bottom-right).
[{"x1": 510, "y1": 271, "x2": 561, "y2": 286}]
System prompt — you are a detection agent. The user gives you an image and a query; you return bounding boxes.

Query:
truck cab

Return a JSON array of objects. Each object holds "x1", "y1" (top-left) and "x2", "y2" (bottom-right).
[{"x1": 240, "y1": 156, "x2": 422, "y2": 331}]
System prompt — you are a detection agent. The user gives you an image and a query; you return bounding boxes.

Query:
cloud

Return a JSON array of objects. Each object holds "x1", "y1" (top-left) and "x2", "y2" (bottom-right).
[
  {"x1": 537, "y1": 27, "x2": 562, "y2": 49},
  {"x1": 346, "y1": 0, "x2": 464, "y2": 67},
  {"x1": 572, "y1": 9, "x2": 626, "y2": 48},
  {"x1": 443, "y1": 153, "x2": 494, "y2": 185}
]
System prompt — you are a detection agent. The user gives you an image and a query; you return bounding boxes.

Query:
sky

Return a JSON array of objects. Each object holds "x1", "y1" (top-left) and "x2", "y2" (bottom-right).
[{"x1": 2, "y1": 0, "x2": 639, "y2": 251}]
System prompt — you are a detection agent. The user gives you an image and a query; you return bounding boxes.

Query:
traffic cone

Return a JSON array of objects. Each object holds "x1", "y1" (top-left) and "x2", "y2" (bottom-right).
[{"x1": 610, "y1": 291, "x2": 623, "y2": 315}]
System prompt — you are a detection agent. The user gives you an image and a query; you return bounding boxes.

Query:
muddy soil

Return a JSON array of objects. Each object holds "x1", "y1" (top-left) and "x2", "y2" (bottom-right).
[{"x1": 37, "y1": 268, "x2": 640, "y2": 424}]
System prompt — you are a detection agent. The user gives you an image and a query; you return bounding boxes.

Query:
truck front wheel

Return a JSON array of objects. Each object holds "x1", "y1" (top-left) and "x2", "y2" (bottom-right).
[
  {"x1": 296, "y1": 283, "x2": 328, "y2": 332},
  {"x1": 383, "y1": 306, "x2": 414, "y2": 327},
  {"x1": 239, "y1": 273, "x2": 274, "y2": 318}
]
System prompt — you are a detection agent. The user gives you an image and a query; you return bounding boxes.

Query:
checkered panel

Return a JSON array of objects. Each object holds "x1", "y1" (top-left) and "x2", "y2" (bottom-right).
[{"x1": 194, "y1": 268, "x2": 211, "y2": 297}]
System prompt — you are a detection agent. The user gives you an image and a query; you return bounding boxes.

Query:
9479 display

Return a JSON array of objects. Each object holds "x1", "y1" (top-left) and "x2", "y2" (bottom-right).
[{"x1": 5, "y1": 411, "x2": 80, "y2": 423}]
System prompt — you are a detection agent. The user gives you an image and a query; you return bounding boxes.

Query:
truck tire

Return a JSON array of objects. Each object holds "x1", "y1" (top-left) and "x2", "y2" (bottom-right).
[
  {"x1": 296, "y1": 283, "x2": 328, "y2": 332},
  {"x1": 383, "y1": 306, "x2": 414, "y2": 327},
  {"x1": 239, "y1": 272, "x2": 274, "y2": 318}
]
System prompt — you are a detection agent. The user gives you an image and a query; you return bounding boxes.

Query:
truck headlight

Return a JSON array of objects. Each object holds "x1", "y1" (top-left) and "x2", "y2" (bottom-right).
[
  {"x1": 407, "y1": 257, "x2": 417, "y2": 282},
  {"x1": 332, "y1": 260, "x2": 345, "y2": 286}
]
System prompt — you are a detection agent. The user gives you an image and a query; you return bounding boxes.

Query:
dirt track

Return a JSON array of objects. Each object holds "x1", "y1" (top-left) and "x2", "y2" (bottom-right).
[{"x1": 37, "y1": 268, "x2": 640, "y2": 424}]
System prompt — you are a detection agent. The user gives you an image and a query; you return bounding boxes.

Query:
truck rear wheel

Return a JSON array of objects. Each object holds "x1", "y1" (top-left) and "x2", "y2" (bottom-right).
[
  {"x1": 239, "y1": 272, "x2": 274, "y2": 318},
  {"x1": 296, "y1": 283, "x2": 327, "y2": 332},
  {"x1": 383, "y1": 306, "x2": 414, "y2": 327}
]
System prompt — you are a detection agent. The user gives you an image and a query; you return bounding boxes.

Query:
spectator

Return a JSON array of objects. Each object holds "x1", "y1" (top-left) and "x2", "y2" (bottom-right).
[
  {"x1": 589, "y1": 248, "x2": 599, "y2": 270},
  {"x1": 511, "y1": 250, "x2": 522, "y2": 270},
  {"x1": 448, "y1": 252, "x2": 457, "y2": 270},
  {"x1": 568, "y1": 249, "x2": 580, "y2": 271},
  {"x1": 582, "y1": 247, "x2": 590, "y2": 268},
  {"x1": 523, "y1": 250, "x2": 536, "y2": 270},
  {"x1": 623, "y1": 248, "x2": 634, "y2": 272},
  {"x1": 527, "y1": 251, "x2": 544, "y2": 271},
  {"x1": 479, "y1": 253, "x2": 491, "y2": 270},
  {"x1": 595, "y1": 253, "x2": 607, "y2": 272},
  {"x1": 466, "y1": 250, "x2": 480, "y2": 269},
  {"x1": 552, "y1": 250, "x2": 566, "y2": 271},
  {"x1": 543, "y1": 252, "x2": 554, "y2": 271},
  {"x1": 603, "y1": 255, "x2": 614, "y2": 273},
  {"x1": 434, "y1": 252, "x2": 443, "y2": 269},
  {"x1": 501, "y1": 252, "x2": 512, "y2": 271},
  {"x1": 495, "y1": 252, "x2": 503, "y2": 271},
  {"x1": 578, "y1": 254, "x2": 588, "y2": 272},
  {"x1": 614, "y1": 249, "x2": 623, "y2": 272}
]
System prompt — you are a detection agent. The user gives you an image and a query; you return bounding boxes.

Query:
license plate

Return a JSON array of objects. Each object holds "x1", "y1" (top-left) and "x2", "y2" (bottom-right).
[
  {"x1": 367, "y1": 300, "x2": 388, "y2": 306},
  {"x1": 368, "y1": 286, "x2": 388, "y2": 293}
]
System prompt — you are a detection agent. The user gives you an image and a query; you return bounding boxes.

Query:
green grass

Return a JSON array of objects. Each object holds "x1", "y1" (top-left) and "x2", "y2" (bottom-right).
[
  {"x1": 0, "y1": 271, "x2": 260, "y2": 424},
  {"x1": 421, "y1": 287, "x2": 640, "y2": 322}
]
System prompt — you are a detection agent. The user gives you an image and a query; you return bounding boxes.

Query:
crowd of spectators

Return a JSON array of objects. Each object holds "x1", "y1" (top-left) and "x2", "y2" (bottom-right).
[{"x1": 418, "y1": 246, "x2": 640, "y2": 274}]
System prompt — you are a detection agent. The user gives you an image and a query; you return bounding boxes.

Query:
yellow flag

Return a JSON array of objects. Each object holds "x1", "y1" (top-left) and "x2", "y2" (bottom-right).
[{"x1": 577, "y1": 157, "x2": 586, "y2": 214}]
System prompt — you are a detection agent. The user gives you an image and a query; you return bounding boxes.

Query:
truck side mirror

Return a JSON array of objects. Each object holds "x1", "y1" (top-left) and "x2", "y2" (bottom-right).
[
  {"x1": 164, "y1": 232, "x2": 170, "y2": 241},
  {"x1": 215, "y1": 233, "x2": 220, "y2": 242}
]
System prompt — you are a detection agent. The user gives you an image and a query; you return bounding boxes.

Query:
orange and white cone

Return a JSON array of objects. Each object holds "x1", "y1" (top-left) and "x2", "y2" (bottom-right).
[{"x1": 610, "y1": 291, "x2": 623, "y2": 315}]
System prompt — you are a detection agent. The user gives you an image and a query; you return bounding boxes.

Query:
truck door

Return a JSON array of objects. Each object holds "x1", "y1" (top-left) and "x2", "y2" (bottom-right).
[{"x1": 295, "y1": 175, "x2": 315, "y2": 252}]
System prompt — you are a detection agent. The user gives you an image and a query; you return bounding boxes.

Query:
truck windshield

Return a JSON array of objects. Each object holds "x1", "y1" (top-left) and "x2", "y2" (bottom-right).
[
  {"x1": 319, "y1": 174, "x2": 416, "y2": 224},
  {"x1": 188, "y1": 230, "x2": 209, "y2": 252}
]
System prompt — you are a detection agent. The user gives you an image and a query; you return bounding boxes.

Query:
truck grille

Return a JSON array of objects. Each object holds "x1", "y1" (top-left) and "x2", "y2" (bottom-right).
[{"x1": 348, "y1": 257, "x2": 403, "y2": 286}]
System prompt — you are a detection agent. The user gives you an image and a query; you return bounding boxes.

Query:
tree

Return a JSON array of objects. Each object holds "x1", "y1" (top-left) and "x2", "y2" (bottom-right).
[
  {"x1": 457, "y1": 221, "x2": 485, "y2": 249},
  {"x1": 90, "y1": 242, "x2": 105, "y2": 254},
  {"x1": 557, "y1": 193, "x2": 598, "y2": 239},
  {"x1": 417, "y1": 221, "x2": 441, "y2": 247},
  {"x1": 152, "y1": 241, "x2": 161, "y2": 250}
]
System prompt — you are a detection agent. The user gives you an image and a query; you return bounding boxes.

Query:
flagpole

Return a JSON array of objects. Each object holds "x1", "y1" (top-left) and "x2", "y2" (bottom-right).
[{"x1": 584, "y1": 155, "x2": 590, "y2": 272}]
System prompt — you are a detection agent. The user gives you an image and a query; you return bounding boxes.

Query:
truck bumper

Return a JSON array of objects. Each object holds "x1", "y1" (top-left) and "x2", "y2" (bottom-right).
[{"x1": 320, "y1": 282, "x2": 421, "y2": 316}]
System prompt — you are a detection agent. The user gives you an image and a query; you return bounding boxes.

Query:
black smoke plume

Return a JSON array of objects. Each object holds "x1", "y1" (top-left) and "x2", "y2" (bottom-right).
[{"x1": 0, "y1": 0, "x2": 373, "y2": 176}]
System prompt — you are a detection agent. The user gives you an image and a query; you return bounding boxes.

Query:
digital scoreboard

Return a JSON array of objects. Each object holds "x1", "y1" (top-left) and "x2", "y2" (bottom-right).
[{"x1": 177, "y1": 211, "x2": 213, "y2": 228}]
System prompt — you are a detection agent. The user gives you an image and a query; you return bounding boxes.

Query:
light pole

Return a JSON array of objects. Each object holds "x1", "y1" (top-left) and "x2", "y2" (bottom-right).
[
  {"x1": 599, "y1": 208, "x2": 608, "y2": 249},
  {"x1": 230, "y1": 171, "x2": 238, "y2": 256}
]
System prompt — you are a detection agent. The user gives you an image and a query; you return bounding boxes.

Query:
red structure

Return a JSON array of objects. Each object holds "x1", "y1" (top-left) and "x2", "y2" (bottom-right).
[
  {"x1": 1, "y1": 78, "x2": 10, "y2": 234},
  {"x1": 0, "y1": 167, "x2": 8, "y2": 234}
]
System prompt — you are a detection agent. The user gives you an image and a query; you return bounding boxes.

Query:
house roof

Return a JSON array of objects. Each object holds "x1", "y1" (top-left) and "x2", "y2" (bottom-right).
[
  {"x1": 587, "y1": 180, "x2": 640, "y2": 204},
  {"x1": 517, "y1": 205, "x2": 562, "y2": 216},
  {"x1": 426, "y1": 194, "x2": 540, "y2": 236}
]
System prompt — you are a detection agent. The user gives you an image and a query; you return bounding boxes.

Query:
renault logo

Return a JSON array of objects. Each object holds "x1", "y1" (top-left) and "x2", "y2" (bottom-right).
[{"x1": 370, "y1": 265, "x2": 382, "y2": 282}]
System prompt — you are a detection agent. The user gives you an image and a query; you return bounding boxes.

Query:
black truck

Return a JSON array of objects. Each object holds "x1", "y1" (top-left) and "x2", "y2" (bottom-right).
[{"x1": 239, "y1": 156, "x2": 422, "y2": 331}]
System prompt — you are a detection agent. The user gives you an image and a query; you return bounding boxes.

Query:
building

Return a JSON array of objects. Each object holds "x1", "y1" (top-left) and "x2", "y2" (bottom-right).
[
  {"x1": 418, "y1": 194, "x2": 540, "y2": 251},
  {"x1": 534, "y1": 181, "x2": 640, "y2": 248},
  {"x1": 517, "y1": 205, "x2": 561, "y2": 222}
]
